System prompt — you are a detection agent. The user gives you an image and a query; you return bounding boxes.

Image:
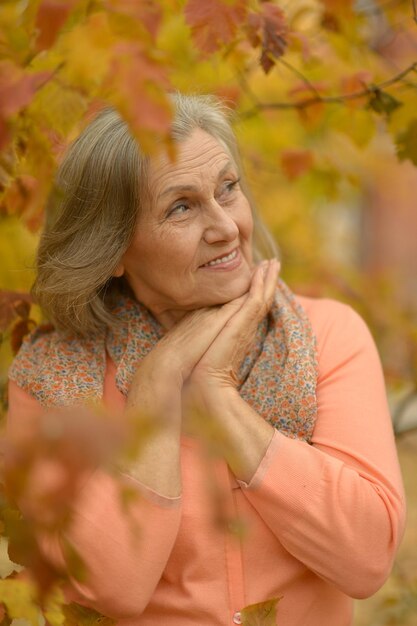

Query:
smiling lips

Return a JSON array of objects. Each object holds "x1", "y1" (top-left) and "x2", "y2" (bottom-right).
[{"x1": 199, "y1": 247, "x2": 241, "y2": 270}]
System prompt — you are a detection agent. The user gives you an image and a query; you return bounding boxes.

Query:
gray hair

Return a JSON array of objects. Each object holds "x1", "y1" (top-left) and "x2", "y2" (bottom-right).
[{"x1": 33, "y1": 93, "x2": 278, "y2": 336}]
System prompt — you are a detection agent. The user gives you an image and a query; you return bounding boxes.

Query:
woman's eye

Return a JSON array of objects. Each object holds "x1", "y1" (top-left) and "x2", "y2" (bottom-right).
[
  {"x1": 168, "y1": 203, "x2": 189, "y2": 217},
  {"x1": 227, "y1": 180, "x2": 239, "y2": 191},
  {"x1": 219, "y1": 179, "x2": 240, "y2": 199}
]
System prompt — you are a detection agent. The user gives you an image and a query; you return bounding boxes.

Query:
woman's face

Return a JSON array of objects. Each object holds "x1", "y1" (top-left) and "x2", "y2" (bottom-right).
[{"x1": 117, "y1": 128, "x2": 254, "y2": 317}]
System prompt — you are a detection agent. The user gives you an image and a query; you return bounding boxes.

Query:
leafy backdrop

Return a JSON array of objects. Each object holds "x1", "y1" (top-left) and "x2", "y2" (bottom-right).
[{"x1": 0, "y1": 0, "x2": 416, "y2": 624}]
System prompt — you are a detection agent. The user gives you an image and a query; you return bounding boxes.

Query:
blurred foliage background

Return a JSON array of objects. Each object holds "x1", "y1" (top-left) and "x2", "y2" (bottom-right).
[{"x1": 0, "y1": 0, "x2": 416, "y2": 624}]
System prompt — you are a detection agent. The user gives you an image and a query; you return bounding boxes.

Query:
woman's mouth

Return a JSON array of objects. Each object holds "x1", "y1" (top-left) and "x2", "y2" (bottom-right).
[{"x1": 199, "y1": 247, "x2": 242, "y2": 270}]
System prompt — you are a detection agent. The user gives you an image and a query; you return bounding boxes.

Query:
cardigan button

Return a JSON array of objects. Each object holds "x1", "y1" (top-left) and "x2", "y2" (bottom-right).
[{"x1": 233, "y1": 611, "x2": 242, "y2": 624}]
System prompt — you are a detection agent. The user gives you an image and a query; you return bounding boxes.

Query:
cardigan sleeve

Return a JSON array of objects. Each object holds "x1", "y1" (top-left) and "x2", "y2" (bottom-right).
[
  {"x1": 236, "y1": 299, "x2": 406, "y2": 599},
  {"x1": 6, "y1": 379, "x2": 182, "y2": 619}
]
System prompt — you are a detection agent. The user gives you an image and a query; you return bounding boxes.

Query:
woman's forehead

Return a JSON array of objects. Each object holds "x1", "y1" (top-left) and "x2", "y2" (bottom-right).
[{"x1": 148, "y1": 129, "x2": 236, "y2": 192}]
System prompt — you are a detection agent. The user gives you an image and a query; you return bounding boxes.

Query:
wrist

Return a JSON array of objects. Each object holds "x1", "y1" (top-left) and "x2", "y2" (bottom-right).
[{"x1": 189, "y1": 376, "x2": 239, "y2": 411}]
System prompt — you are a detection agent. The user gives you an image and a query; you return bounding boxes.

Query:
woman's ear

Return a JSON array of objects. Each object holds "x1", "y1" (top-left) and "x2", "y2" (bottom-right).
[{"x1": 113, "y1": 263, "x2": 124, "y2": 278}]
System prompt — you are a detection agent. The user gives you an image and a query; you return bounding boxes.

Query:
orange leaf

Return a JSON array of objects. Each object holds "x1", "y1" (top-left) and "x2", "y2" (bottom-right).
[
  {"x1": 214, "y1": 85, "x2": 241, "y2": 108},
  {"x1": 184, "y1": 0, "x2": 248, "y2": 55},
  {"x1": 0, "y1": 59, "x2": 51, "y2": 113},
  {"x1": 320, "y1": 0, "x2": 354, "y2": 11},
  {"x1": 281, "y1": 148, "x2": 314, "y2": 180},
  {"x1": 10, "y1": 319, "x2": 37, "y2": 355},
  {"x1": 246, "y1": 2, "x2": 288, "y2": 73},
  {"x1": 0, "y1": 61, "x2": 52, "y2": 148},
  {"x1": 35, "y1": 0, "x2": 78, "y2": 51},
  {"x1": 107, "y1": 42, "x2": 172, "y2": 148},
  {"x1": 0, "y1": 290, "x2": 32, "y2": 331},
  {"x1": 340, "y1": 71, "x2": 373, "y2": 108},
  {"x1": 1, "y1": 174, "x2": 40, "y2": 219},
  {"x1": 288, "y1": 81, "x2": 328, "y2": 129}
]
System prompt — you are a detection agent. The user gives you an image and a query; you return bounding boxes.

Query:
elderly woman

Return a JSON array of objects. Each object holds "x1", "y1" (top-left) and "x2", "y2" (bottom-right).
[{"x1": 7, "y1": 94, "x2": 405, "y2": 626}]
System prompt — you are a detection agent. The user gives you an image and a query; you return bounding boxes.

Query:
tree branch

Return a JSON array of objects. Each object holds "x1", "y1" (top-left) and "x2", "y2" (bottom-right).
[
  {"x1": 240, "y1": 62, "x2": 417, "y2": 119},
  {"x1": 277, "y1": 57, "x2": 322, "y2": 99}
]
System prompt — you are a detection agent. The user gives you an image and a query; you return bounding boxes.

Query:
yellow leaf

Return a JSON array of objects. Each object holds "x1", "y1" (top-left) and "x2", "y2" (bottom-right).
[
  {"x1": 0, "y1": 579, "x2": 39, "y2": 625},
  {"x1": 29, "y1": 79, "x2": 88, "y2": 137},
  {"x1": 59, "y1": 11, "x2": 115, "y2": 91},
  {"x1": 43, "y1": 586, "x2": 66, "y2": 626}
]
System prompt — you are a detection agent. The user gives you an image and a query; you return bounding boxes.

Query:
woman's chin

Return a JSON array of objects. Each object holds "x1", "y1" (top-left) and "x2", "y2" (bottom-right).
[{"x1": 199, "y1": 273, "x2": 252, "y2": 307}]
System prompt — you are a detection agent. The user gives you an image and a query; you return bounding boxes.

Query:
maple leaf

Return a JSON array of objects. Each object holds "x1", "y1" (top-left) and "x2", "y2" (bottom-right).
[
  {"x1": 184, "y1": 0, "x2": 248, "y2": 55},
  {"x1": 246, "y1": 2, "x2": 288, "y2": 73},
  {"x1": 0, "y1": 579, "x2": 38, "y2": 625},
  {"x1": 105, "y1": 0, "x2": 162, "y2": 40},
  {"x1": 241, "y1": 596, "x2": 283, "y2": 625},
  {"x1": 0, "y1": 61, "x2": 52, "y2": 148},
  {"x1": 35, "y1": 0, "x2": 78, "y2": 51},
  {"x1": 1, "y1": 174, "x2": 40, "y2": 219},
  {"x1": 10, "y1": 318, "x2": 37, "y2": 355},
  {"x1": 340, "y1": 71, "x2": 373, "y2": 108},
  {"x1": 0, "y1": 291, "x2": 32, "y2": 332},
  {"x1": 281, "y1": 148, "x2": 314, "y2": 180},
  {"x1": 107, "y1": 42, "x2": 172, "y2": 151},
  {"x1": 320, "y1": 0, "x2": 354, "y2": 11}
]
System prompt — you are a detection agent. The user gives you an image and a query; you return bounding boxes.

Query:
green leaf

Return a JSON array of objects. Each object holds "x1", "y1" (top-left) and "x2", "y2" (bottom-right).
[
  {"x1": 368, "y1": 89, "x2": 402, "y2": 117},
  {"x1": 241, "y1": 596, "x2": 283, "y2": 625},
  {"x1": 396, "y1": 118, "x2": 417, "y2": 166}
]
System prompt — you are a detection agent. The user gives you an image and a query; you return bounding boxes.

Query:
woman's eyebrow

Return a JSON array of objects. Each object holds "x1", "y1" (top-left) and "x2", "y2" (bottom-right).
[{"x1": 158, "y1": 160, "x2": 235, "y2": 198}]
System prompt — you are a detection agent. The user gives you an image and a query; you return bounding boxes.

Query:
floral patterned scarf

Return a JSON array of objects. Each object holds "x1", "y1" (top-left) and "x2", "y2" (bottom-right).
[{"x1": 9, "y1": 279, "x2": 318, "y2": 442}]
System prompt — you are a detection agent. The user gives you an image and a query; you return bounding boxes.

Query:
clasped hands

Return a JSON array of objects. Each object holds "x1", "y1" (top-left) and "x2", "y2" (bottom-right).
[{"x1": 135, "y1": 259, "x2": 280, "y2": 436}]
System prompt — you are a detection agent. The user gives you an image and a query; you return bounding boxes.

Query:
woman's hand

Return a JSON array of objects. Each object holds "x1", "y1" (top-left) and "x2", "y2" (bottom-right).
[{"x1": 188, "y1": 258, "x2": 280, "y2": 392}]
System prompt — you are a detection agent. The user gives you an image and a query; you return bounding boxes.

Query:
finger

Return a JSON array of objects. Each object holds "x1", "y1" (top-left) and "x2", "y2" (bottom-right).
[
  {"x1": 221, "y1": 262, "x2": 268, "y2": 334},
  {"x1": 248, "y1": 260, "x2": 268, "y2": 297},
  {"x1": 263, "y1": 259, "x2": 281, "y2": 309}
]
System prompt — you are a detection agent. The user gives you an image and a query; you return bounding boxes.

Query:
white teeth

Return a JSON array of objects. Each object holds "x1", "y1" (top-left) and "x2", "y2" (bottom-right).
[{"x1": 204, "y1": 249, "x2": 237, "y2": 267}]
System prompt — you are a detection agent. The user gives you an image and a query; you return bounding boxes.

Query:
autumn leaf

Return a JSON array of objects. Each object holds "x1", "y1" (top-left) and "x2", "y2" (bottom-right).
[
  {"x1": 0, "y1": 290, "x2": 32, "y2": 331},
  {"x1": 320, "y1": 0, "x2": 354, "y2": 11},
  {"x1": 396, "y1": 118, "x2": 417, "y2": 166},
  {"x1": 107, "y1": 42, "x2": 172, "y2": 151},
  {"x1": 105, "y1": 0, "x2": 163, "y2": 41},
  {"x1": 62, "y1": 602, "x2": 115, "y2": 626},
  {"x1": 184, "y1": 0, "x2": 248, "y2": 55},
  {"x1": 0, "y1": 61, "x2": 52, "y2": 147},
  {"x1": 43, "y1": 586, "x2": 66, "y2": 626},
  {"x1": 281, "y1": 148, "x2": 314, "y2": 180},
  {"x1": 1, "y1": 175, "x2": 40, "y2": 220},
  {"x1": 340, "y1": 71, "x2": 372, "y2": 109},
  {"x1": 60, "y1": 11, "x2": 115, "y2": 91},
  {"x1": 246, "y1": 2, "x2": 288, "y2": 73},
  {"x1": 10, "y1": 318, "x2": 37, "y2": 355},
  {"x1": 241, "y1": 596, "x2": 283, "y2": 626},
  {"x1": 0, "y1": 579, "x2": 39, "y2": 626},
  {"x1": 35, "y1": 0, "x2": 78, "y2": 51},
  {"x1": 0, "y1": 62, "x2": 51, "y2": 118}
]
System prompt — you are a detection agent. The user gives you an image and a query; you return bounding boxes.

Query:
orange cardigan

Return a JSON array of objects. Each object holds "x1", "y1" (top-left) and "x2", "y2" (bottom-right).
[{"x1": 7, "y1": 296, "x2": 406, "y2": 626}]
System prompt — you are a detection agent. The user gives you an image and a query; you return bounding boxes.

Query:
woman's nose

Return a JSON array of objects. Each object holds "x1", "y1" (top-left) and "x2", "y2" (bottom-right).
[{"x1": 202, "y1": 200, "x2": 239, "y2": 244}]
